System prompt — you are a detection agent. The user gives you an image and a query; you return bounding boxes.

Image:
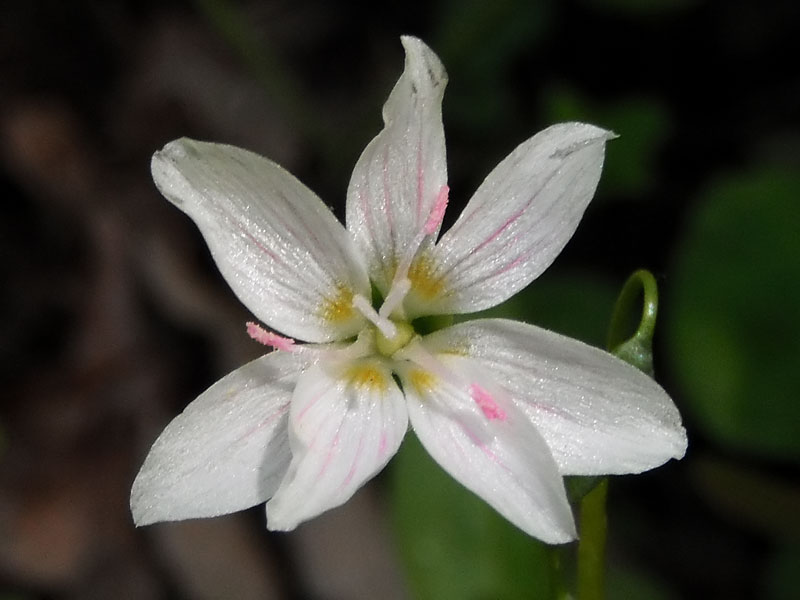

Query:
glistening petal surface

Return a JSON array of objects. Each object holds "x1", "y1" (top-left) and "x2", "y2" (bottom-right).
[
  {"x1": 130, "y1": 351, "x2": 307, "y2": 525},
  {"x1": 423, "y1": 319, "x2": 687, "y2": 475},
  {"x1": 266, "y1": 357, "x2": 408, "y2": 530},
  {"x1": 346, "y1": 36, "x2": 448, "y2": 293},
  {"x1": 152, "y1": 138, "x2": 369, "y2": 343},
  {"x1": 419, "y1": 123, "x2": 613, "y2": 315},
  {"x1": 396, "y1": 353, "x2": 576, "y2": 544}
]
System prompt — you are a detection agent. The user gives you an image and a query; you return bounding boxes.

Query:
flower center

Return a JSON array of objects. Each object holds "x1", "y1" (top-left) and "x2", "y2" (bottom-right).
[
  {"x1": 352, "y1": 184, "x2": 450, "y2": 353},
  {"x1": 375, "y1": 320, "x2": 415, "y2": 357}
]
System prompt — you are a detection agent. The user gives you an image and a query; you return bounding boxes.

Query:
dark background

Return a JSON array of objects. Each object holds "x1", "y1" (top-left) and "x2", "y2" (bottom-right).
[{"x1": 2, "y1": 0, "x2": 799, "y2": 598}]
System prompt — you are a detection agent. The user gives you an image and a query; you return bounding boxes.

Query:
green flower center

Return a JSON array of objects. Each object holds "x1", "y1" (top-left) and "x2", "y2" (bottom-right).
[{"x1": 375, "y1": 320, "x2": 415, "y2": 357}]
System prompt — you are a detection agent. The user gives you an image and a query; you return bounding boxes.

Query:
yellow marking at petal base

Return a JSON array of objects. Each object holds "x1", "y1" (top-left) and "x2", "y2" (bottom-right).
[
  {"x1": 408, "y1": 369, "x2": 438, "y2": 396},
  {"x1": 407, "y1": 254, "x2": 444, "y2": 300},
  {"x1": 320, "y1": 285, "x2": 355, "y2": 323},
  {"x1": 346, "y1": 363, "x2": 390, "y2": 393}
]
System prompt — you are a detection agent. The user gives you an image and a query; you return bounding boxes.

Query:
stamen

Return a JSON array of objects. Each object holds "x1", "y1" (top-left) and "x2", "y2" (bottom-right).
[
  {"x1": 380, "y1": 185, "x2": 451, "y2": 319},
  {"x1": 470, "y1": 383, "x2": 507, "y2": 421},
  {"x1": 246, "y1": 322, "x2": 297, "y2": 352},
  {"x1": 424, "y1": 185, "x2": 449, "y2": 235},
  {"x1": 379, "y1": 277, "x2": 411, "y2": 319},
  {"x1": 352, "y1": 294, "x2": 397, "y2": 339}
]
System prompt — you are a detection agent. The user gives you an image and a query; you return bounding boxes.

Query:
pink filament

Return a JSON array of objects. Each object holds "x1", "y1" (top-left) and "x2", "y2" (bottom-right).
[
  {"x1": 246, "y1": 322, "x2": 296, "y2": 352},
  {"x1": 424, "y1": 185, "x2": 449, "y2": 235},
  {"x1": 470, "y1": 383, "x2": 507, "y2": 421}
]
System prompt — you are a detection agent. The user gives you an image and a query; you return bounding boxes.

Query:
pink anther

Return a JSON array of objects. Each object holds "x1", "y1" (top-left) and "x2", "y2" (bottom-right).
[
  {"x1": 423, "y1": 185, "x2": 449, "y2": 235},
  {"x1": 246, "y1": 322, "x2": 296, "y2": 352},
  {"x1": 470, "y1": 383, "x2": 507, "y2": 421}
]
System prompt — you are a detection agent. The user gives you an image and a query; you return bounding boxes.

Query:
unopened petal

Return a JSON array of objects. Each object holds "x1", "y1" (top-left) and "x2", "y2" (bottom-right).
[
  {"x1": 346, "y1": 36, "x2": 448, "y2": 293},
  {"x1": 266, "y1": 357, "x2": 408, "y2": 530},
  {"x1": 396, "y1": 355, "x2": 576, "y2": 544},
  {"x1": 131, "y1": 351, "x2": 309, "y2": 526},
  {"x1": 152, "y1": 138, "x2": 370, "y2": 343},
  {"x1": 424, "y1": 123, "x2": 613, "y2": 314},
  {"x1": 423, "y1": 319, "x2": 687, "y2": 476}
]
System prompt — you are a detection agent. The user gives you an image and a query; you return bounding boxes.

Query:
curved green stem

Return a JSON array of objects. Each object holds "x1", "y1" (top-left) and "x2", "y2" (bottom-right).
[{"x1": 606, "y1": 269, "x2": 659, "y2": 376}]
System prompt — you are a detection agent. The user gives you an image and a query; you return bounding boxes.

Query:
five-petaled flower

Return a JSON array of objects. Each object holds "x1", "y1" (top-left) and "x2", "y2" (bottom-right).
[{"x1": 131, "y1": 37, "x2": 686, "y2": 544}]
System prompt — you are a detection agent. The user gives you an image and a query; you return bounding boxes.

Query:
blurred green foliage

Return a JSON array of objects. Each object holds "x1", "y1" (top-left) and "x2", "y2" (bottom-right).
[
  {"x1": 465, "y1": 271, "x2": 618, "y2": 346},
  {"x1": 433, "y1": 0, "x2": 552, "y2": 133},
  {"x1": 667, "y1": 169, "x2": 800, "y2": 461},
  {"x1": 391, "y1": 433, "x2": 555, "y2": 600}
]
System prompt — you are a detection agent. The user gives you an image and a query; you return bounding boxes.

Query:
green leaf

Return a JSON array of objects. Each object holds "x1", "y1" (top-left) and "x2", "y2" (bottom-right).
[
  {"x1": 666, "y1": 169, "x2": 800, "y2": 460},
  {"x1": 390, "y1": 433, "x2": 555, "y2": 600}
]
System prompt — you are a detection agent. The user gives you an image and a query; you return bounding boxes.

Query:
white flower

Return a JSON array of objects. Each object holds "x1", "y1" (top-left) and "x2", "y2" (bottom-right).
[{"x1": 130, "y1": 36, "x2": 686, "y2": 544}]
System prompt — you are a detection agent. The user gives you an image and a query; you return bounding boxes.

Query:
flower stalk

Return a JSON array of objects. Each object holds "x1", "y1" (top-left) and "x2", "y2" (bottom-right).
[
  {"x1": 575, "y1": 269, "x2": 661, "y2": 599},
  {"x1": 577, "y1": 478, "x2": 609, "y2": 600}
]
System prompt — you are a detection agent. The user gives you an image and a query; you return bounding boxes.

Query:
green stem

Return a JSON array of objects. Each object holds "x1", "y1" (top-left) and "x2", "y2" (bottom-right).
[
  {"x1": 577, "y1": 478, "x2": 608, "y2": 600},
  {"x1": 574, "y1": 269, "x2": 659, "y2": 599}
]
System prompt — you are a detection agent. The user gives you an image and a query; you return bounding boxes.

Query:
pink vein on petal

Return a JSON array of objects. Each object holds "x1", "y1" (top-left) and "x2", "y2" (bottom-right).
[
  {"x1": 235, "y1": 221, "x2": 282, "y2": 264},
  {"x1": 296, "y1": 388, "x2": 326, "y2": 426},
  {"x1": 318, "y1": 431, "x2": 341, "y2": 478},
  {"x1": 460, "y1": 421, "x2": 510, "y2": 474},
  {"x1": 416, "y1": 135, "x2": 424, "y2": 224},
  {"x1": 381, "y1": 147, "x2": 395, "y2": 249},
  {"x1": 341, "y1": 429, "x2": 365, "y2": 488},
  {"x1": 473, "y1": 204, "x2": 526, "y2": 255},
  {"x1": 359, "y1": 188, "x2": 378, "y2": 257},
  {"x1": 236, "y1": 402, "x2": 290, "y2": 445}
]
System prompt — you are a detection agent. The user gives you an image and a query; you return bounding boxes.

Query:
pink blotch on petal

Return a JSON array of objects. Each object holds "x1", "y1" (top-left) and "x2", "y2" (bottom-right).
[
  {"x1": 470, "y1": 383, "x2": 507, "y2": 421},
  {"x1": 246, "y1": 322, "x2": 297, "y2": 352}
]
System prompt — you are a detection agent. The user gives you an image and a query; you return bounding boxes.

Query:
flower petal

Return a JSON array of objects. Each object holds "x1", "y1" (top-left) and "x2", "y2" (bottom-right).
[
  {"x1": 346, "y1": 36, "x2": 448, "y2": 293},
  {"x1": 266, "y1": 357, "x2": 408, "y2": 530},
  {"x1": 421, "y1": 123, "x2": 613, "y2": 314},
  {"x1": 131, "y1": 351, "x2": 308, "y2": 526},
  {"x1": 423, "y1": 319, "x2": 687, "y2": 476},
  {"x1": 152, "y1": 138, "x2": 370, "y2": 343},
  {"x1": 396, "y1": 350, "x2": 576, "y2": 543}
]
